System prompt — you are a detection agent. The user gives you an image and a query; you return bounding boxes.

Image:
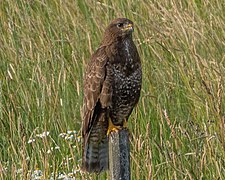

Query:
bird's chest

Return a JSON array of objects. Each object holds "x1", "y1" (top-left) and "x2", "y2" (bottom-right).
[
  {"x1": 109, "y1": 64, "x2": 141, "y2": 122},
  {"x1": 110, "y1": 41, "x2": 141, "y2": 103},
  {"x1": 111, "y1": 64, "x2": 141, "y2": 104},
  {"x1": 107, "y1": 40, "x2": 142, "y2": 122}
]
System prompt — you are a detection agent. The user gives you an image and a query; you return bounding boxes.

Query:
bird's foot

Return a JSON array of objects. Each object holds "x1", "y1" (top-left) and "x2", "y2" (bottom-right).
[
  {"x1": 107, "y1": 118, "x2": 122, "y2": 136},
  {"x1": 122, "y1": 120, "x2": 130, "y2": 135},
  {"x1": 107, "y1": 118, "x2": 129, "y2": 136},
  {"x1": 123, "y1": 120, "x2": 128, "y2": 129}
]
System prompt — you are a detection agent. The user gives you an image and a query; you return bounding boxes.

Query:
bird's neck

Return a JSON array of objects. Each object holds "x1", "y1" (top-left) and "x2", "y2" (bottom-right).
[
  {"x1": 122, "y1": 39, "x2": 132, "y2": 59},
  {"x1": 101, "y1": 36, "x2": 136, "y2": 67},
  {"x1": 114, "y1": 38, "x2": 137, "y2": 73}
]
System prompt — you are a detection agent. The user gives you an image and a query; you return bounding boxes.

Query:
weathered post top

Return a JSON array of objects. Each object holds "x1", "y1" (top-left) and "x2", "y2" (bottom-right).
[{"x1": 109, "y1": 129, "x2": 130, "y2": 180}]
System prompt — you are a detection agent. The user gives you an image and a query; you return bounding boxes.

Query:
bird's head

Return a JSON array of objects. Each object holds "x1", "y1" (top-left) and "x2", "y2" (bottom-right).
[{"x1": 103, "y1": 18, "x2": 134, "y2": 43}]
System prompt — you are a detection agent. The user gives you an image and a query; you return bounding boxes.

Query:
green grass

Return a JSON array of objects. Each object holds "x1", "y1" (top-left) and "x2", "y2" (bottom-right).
[{"x1": 0, "y1": 0, "x2": 224, "y2": 179}]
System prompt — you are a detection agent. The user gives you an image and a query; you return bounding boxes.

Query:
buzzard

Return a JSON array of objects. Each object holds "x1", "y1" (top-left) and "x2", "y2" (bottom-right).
[{"x1": 82, "y1": 18, "x2": 142, "y2": 173}]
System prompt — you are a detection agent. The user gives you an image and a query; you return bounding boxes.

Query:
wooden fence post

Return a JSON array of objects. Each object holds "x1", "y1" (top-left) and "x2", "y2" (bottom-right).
[{"x1": 108, "y1": 129, "x2": 130, "y2": 180}]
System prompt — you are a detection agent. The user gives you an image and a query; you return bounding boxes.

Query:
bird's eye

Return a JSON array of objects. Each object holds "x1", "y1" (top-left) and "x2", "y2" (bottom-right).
[{"x1": 117, "y1": 23, "x2": 123, "y2": 28}]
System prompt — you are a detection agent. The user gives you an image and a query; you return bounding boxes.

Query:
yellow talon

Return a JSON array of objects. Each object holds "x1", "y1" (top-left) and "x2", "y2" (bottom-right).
[
  {"x1": 107, "y1": 118, "x2": 122, "y2": 136},
  {"x1": 123, "y1": 120, "x2": 128, "y2": 128}
]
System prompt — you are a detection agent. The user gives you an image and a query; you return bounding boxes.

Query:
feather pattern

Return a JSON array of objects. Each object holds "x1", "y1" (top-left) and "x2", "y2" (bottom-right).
[{"x1": 82, "y1": 18, "x2": 142, "y2": 173}]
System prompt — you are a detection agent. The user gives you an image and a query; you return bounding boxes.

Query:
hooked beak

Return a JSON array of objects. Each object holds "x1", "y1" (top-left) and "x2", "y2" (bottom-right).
[{"x1": 123, "y1": 23, "x2": 134, "y2": 32}]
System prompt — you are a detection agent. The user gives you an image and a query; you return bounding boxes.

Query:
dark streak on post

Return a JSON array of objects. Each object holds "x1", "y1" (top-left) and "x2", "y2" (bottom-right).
[{"x1": 109, "y1": 129, "x2": 130, "y2": 180}]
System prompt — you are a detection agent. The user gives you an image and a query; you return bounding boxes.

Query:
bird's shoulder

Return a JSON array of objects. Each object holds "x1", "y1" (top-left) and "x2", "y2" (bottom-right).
[{"x1": 84, "y1": 47, "x2": 108, "y2": 76}]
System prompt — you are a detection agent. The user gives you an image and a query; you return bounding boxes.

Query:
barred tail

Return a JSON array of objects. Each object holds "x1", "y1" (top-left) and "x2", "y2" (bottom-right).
[{"x1": 82, "y1": 113, "x2": 109, "y2": 173}]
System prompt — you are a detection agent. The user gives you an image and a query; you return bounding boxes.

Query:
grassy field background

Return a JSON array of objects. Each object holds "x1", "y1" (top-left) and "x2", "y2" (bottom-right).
[{"x1": 0, "y1": 0, "x2": 224, "y2": 179}]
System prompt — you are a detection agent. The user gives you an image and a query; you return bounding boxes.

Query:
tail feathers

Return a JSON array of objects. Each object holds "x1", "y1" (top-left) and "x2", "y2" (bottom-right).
[
  {"x1": 82, "y1": 136, "x2": 108, "y2": 173},
  {"x1": 82, "y1": 104, "x2": 109, "y2": 173}
]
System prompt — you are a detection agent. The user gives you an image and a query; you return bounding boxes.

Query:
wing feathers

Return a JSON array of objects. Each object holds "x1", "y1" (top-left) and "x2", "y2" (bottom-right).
[{"x1": 82, "y1": 48, "x2": 109, "y2": 136}]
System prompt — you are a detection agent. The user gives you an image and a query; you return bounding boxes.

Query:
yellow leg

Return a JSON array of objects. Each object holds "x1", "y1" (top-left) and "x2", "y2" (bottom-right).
[
  {"x1": 123, "y1": 119, "x2": 128, "y2": 128},
  {"x1": 107, "y1": 118, "x2": 122, "y2": 136}
]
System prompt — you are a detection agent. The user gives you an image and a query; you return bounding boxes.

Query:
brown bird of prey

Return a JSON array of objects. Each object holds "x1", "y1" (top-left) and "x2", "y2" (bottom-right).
[{"x1": 82, "y1": 18, "x2": 142, "y2": 173}]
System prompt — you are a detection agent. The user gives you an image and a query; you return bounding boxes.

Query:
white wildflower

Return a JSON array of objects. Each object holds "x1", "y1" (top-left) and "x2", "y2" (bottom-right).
[
  {"x1": 36, "y1": 131, "x2": 50, "y2": 138},
  {"x1": 28, "y1": 139, "x2": 35, "y2": 144},
  {"x1": 67, "y1": 130, "x2": 73, "y2": 134},
  {"x1": 16, "y1": 168, "x2": 23, "y2": 174},
  {"x1": 59, "y1": 133, "x2": 66, "y2": 138}
]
